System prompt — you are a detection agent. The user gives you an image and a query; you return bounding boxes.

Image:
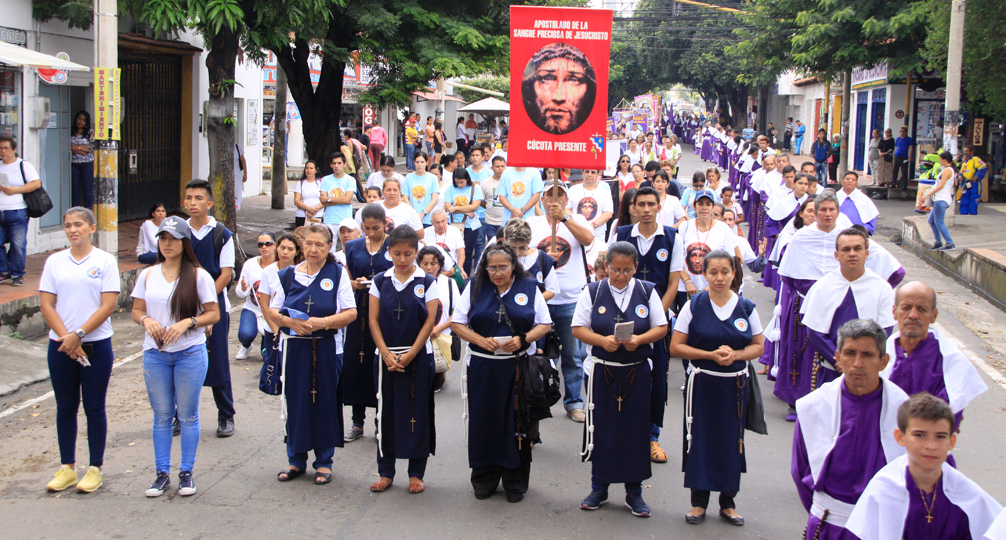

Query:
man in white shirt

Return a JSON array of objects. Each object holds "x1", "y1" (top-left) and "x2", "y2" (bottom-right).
[
  {"x1": 528, "y1": 180, "x2": 596, "y2": 423},
  {"x1": 481, "y1": 156, "x2": 506, "y2": 241},
  {"x1": 424, "y1": 208, "x2": 465, "y2": 278},
  {"x1": 566, "y1": 169, "x2": 613, "y2": 241}
]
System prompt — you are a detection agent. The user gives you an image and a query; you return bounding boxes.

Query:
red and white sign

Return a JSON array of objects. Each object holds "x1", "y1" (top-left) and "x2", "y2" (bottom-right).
[
  {"x1": 507, "y1": 6, "x2": 612, "y2": 169},
  {"x1": 37, "y1": 52, "x2": 70, "y2": 84},
  {"x1": 363, "y1": 104, "x2": 375, "y2": 126}
]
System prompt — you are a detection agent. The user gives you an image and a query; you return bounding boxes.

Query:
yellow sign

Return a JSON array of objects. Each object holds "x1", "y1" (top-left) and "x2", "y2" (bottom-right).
[
  {"x1": 110, "y1": 68, "x2": 121, "y2": 141},
  {"x1": 94, "y1": 68, "x2": 110, "y2": 140}
]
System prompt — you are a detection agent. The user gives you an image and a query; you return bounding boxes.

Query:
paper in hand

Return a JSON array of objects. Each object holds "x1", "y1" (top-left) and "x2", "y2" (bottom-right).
[
  {"x1": 0, "y1": 173, "x2": 8, "y2": 188},
  {"x1": 494, "y1": 336, "x2": 512, "y2": 355},
  {"x1": 614, "y1": 321, "x2": 634, "y2": 342}
]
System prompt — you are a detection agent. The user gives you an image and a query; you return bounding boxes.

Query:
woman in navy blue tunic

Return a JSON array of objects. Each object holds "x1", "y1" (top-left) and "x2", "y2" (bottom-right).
[
  {"x1": 451, "y1": 243, "x2": 552, "y2": 503},
  {"x1": 669, "y1": 249, "x2": 764, "y2": 526},
  {"x1": 368, "y1": 226, "x2": 439, "y2": 494},
  {"x1": 572, "y1": 242, "x2": 668, "y2": 517},
  {"x1": 271, "y1": 225, "x2": 357, "y2": 485},
  {"x1": 341, "y1": 203, "x2": 393, "y2": 442}
]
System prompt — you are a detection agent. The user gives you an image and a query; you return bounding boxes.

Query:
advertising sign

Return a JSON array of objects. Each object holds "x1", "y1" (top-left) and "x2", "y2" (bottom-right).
[
  {"x1": 94, "y1": 68, "x2": 110, "y2": 140},
  {"x1": 508, "y1": 5, "x2": 613, "y2": 169}
]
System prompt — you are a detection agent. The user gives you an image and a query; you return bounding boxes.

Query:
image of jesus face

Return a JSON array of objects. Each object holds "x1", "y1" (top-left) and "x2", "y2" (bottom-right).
[{"x1": 522, "y1": 42, "x2": 597, "y2": 135}]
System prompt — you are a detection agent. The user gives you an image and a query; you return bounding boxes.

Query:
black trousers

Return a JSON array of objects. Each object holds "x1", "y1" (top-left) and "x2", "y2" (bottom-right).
[
  {"x1": 893, "y1": 155, "x2": 910, "y2": 188},
  {"x1": 691, "y1": 488, "x2": 738, "y2": 510},
  {"x1": 471, "y1": 441, "x2": 532, "y2": 496},
  {"x1": 211, "y1": 382, "x2": 235, "y2": 421},
  {"x1": 783, "y1": 133, "x2": 792, "y2": 150}
]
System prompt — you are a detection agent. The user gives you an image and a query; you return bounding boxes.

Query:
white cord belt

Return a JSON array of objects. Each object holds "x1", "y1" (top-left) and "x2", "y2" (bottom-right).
[
  {"x1": 582, "y1": 356, "x2": 647, "y2": 461},
  {"x1": 684, "y1": 361, "x2": 747, "y2": 453},
  {"x1": 810, "y1": 491, "x2": 855, "y2": 528},
  {"x1": 375, "y1": 346, "x2": 410, "y2": 458}
]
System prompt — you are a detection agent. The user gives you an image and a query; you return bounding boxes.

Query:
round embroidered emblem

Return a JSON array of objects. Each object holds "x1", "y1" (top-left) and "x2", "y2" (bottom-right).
[
  {"x1": 320, "y1": 278, "x2": 334, "y2": 291},
  {"x1": 515, "y1": 293, "x2": 529, "y2": 306}
]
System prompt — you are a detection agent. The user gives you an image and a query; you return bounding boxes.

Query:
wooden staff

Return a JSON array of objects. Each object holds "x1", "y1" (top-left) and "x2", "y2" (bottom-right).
[{"x1": 550, "y1": 168, "x2": 560, "y2": 252}]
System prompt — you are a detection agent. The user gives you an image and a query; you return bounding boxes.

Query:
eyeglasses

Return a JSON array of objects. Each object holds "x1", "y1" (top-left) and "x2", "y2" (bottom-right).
[
  {"x1": 608, "y1": 268, "x2": 635, "y2": 276},
  {"x1": 258, "y1": 241, "x2": 275, "y2": 247},
  {"x1": 486, "y1": 265, "x2": 512, "y2": 274}
]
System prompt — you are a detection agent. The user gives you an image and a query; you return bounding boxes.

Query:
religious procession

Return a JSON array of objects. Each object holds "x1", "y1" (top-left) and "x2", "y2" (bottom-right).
[{"x1": 4, "y1": 1, "x2": 1006, "y2": 539}]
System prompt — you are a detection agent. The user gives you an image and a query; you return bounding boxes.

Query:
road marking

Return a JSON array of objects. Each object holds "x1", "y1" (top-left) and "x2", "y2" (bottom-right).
[
  {"x1": 933, "y1": 322, "x2": 1006, "y2": 391},
  {"x1": 0, "y1": 304, "x2": 244, "y2": 419}
]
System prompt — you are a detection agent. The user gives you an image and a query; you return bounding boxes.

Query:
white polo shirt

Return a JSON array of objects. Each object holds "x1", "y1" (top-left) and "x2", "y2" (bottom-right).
[{"x1": 39, "y1": 247, "x2": 121, "y2": 342}]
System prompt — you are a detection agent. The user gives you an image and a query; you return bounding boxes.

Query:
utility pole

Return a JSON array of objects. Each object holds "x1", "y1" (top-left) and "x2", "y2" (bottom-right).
[
  {"x1": 838, "y1": 70, "x2": 851, "y2": 180},
  {"x1": 93, "y1": 0, "x2": 118, "y2": 253},
  {"x1": 271, "y1": 64, "x2": 287, "y2": 209},
  {"x1": 944, "y1": 0, "x2": 965, "y2": 157}
]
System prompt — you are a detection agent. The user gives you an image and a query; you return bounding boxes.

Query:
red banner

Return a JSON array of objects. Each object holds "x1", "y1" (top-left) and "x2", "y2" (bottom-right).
[{"x1": 508, "y1": 6, "x2": 612, "y2": 169}]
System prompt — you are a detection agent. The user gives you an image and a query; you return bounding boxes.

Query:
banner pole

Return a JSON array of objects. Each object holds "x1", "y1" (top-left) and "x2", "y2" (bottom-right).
[{"x1": 550, "y1": 168, "x2": 559, "y2": 252}]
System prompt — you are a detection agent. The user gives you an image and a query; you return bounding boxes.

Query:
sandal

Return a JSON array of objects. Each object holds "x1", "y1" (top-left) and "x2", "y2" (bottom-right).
[
  {"x1": 755, "y1": 366, "x2": 769, "y2": 375},
  {"x1": 277, "y1": 468, "x2": 303, "y2": 482},
  {"x1": 370, "y1": 477, "x2": 393, "y2": 492},
  {"x1": 650, "y1": 441, "x2": 668, "y2": 463},
  {"x1": 408, "y1": 477, "x2": 425, "y2": 494},
  {"x1": 314, "y1": 470, "x2": 333, "y2": 485}
]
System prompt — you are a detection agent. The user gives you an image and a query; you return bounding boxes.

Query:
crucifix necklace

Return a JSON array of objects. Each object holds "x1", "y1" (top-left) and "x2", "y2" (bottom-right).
[
  {"x1": 303, "y1": 295, "x2": 315, "y2": 314},
  {"x1": 310, "y1": 338, "x2": 319, "y2": 403},
  {"x1": 919, "y1": 486, "x2": 937, "y2": 524},
  {"x1": 601, "y1": 364, "x2": 636, "y2": 412}
]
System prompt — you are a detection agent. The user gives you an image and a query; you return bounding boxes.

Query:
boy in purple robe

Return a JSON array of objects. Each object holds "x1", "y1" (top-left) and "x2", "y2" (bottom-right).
[
  {"x1": 882, "y1": 281, "x2": 987, "y2": 433},
  {"x1": 792, "y1": 319, "x2": 909, "y2": 539},
  {"x1": 847, "y1": 393, "x2": 1002, "y2": 540},
  {"x1": 802, "y1": 227, "x2": 895, "y2": 388},
  {"x1": 836, "y1": 171, "x2": 879, "y2": 235}
]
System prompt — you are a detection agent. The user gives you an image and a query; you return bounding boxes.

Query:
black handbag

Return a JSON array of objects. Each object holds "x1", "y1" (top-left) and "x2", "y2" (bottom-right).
[
  {"x1": 541, "y1": 330, "x2": 561, "y2": 360},
  {"x1": 495, "y1": 291, "x2": 561, "y2": 411},
  {"x1": 259, "y1": 333, "x2": 282, "y2": 395},
  {"x1": 19, "y1": 162, "x2": 53, "y2": 218}
]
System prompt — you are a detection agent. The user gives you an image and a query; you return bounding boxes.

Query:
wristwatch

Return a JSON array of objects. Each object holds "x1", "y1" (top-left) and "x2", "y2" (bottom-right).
[
  {"x1": 190, "y1": 316, "x2": 199, "y2": 329},
  {"x1": 75, "y1": 329, "x2": 86, "y2": 340},
  {"x1": 561, "y1": 214, "x2": 570, "y2": 223}
]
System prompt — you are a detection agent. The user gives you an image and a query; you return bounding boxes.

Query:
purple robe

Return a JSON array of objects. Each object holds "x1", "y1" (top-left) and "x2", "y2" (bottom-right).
[
  {"x1": 763, "y1": 206, "x2": 798, "y2": 291},
  {"x1": 807, "y1": 290, "x2": 895, "y2": 388},
  {"x1": 700, "y1": 136, "x2": 713, "y2": 161},
  {"x1": 889, "y1": 334, "x2": 964, "y2": 431},
  {"x1": 773, "y1": 277, "x2": 816, "y2": 405},
  {"x1": 718, "y1": 141, "x2": 730, "y2": 168},
  {"x1": 903, "y1": 470, "x2": 972, "y2": 540},
  {"x1": 840, "y1": 198, "x2": 878, "y2": 235},
  {"x1": 793, "y1": 384, "x2": 889, "y2": 540},
  {"x1": 746, "y1": 193, "x2": 766, "y2": 253}
]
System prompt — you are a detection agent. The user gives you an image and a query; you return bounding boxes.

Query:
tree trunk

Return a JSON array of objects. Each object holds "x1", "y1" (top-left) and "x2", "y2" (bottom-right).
[
  {"x1": 272, "y1": 65, "x2": 287, "y2": 210},
  {"x1": 839, "y1": 70, "x2": 852, "y2": 179},
  {"x1": 204, "y1": 25, "x2": 240, "y2": 237}
]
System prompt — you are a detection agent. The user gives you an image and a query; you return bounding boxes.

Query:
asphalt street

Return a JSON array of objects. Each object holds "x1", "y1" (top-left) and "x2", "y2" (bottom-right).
[{"x1": 1, "y1": 148, "x2": 1004, "y2": 540}]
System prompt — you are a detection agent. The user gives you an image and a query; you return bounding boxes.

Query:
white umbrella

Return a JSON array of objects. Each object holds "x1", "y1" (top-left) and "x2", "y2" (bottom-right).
[{"x1": 457, "y1": 97, "x2": 510, "y2": 114}]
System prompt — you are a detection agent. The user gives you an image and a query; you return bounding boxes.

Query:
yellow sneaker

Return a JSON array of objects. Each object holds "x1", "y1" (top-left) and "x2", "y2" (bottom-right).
[
  {"x1": 45, "y1": 465, "x2": 78, "y2": 492},
  {"x1": 76, "y1": 466, "x2": 103, "y2": 493}
]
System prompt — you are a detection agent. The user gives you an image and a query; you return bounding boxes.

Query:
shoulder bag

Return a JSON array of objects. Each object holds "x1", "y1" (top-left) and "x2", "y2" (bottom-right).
[
  {"x1": 20, "y1": 162, "x2": 54, "y2": 218},
  {"x1": 495, "y1": 290, "x2": 561, "y2": 413}
]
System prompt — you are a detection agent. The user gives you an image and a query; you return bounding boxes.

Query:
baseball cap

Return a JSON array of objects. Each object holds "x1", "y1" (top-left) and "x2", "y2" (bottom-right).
[
  {"x1": 542, "y1": 179, "x2": 569, "y2": 195},
  {"x1": 566, "y1": 169, "x2": 584, "y2": 182},
  {"x1": 157, "y1": 215, "x2": 191, "y2": 240},
  {"x1": 694, "y1": 189, "x2": 716, "y2": 203},
  {"x1": 338, "y1": 217, "x2": 360, "y2": 232}
]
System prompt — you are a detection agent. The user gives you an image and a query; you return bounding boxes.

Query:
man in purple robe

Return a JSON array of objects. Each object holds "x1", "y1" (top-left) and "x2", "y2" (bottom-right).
[
  {"x1": 882, "y1": 281, "x2": 987, "y2": 433},
  {"x1": 836, "y1": 171, "x2": 879, "y2": 235},
  {"x1": 747, "y1": 154, "x2": 776, "y2": 252},
  {"x1": 763, "y1": 171, "x2": 810, "y2": 291},
  {"x1": 792, "y1": 319, "x2": 909, "y2": 540},
  {"x1": 802, "y1": 227, "x2": 895, "y2": 389},
  {"x1": 846, "y1": 393, "x2": 1001, "y2": 540}
]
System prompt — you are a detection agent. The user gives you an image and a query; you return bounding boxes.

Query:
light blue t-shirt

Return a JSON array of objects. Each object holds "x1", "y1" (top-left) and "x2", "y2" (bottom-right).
[
  {"x1": 320, "y1": 173, "x2": 357, "y2": 223},
  {"x1": 403, "y1": 171, "x2": 440, "y2": 225},
  {"x1": 499, "y1": 168, "x2": 544, "y2": 222},
  {"x1": 467, "y1": 165, "x2": 492, "y2": 221},
  {"x1": 443, "y1": 183, "x2": 484, "y2": 229}
]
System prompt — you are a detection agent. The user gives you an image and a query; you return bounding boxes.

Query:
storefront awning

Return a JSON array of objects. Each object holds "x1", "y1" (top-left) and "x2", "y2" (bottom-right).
[{"x1": 0, "y1": 41, "x2": 90, "y2": 71}]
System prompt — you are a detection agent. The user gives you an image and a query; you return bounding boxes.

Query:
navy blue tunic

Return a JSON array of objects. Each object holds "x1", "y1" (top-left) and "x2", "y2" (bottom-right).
[
  {"x1": 341, "y1": 236, "x2": 392, "y2": 406},
  {"x1": 582, "y1": 279, "x2": 653, "y2": 484},
  {"x1": 682, "y1": 292, "x2": 755, "y2": 493},
  {"x1": 467, "y1": 278, "x2": 539, "y2": 470},
  {"x1": 374, "y1": 271, "x2": 437, "y2": 460},
  {"x1": 279, "y1": 262, "x2": 345, "y2": 453},
  {"x1": 190, "y1": 224, "x2": 232, "y2": 387}
]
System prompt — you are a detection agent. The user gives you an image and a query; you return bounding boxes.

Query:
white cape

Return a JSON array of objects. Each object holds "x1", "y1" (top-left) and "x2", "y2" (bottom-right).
[
  {"x1": 800, "y1": 268, "x2": 895, "y2": 333},
  {"x1": 882, "y1": 327, "x2": 988, "y2": 414},
  {"x1": 777, "y1": 215, "x2": 854, "y2": 281},
  {"x1": 847, "y1": 454, "x2": 1002, "y2": 540},
  {"x1": 986, "y1": 508, "x2": 1006, "y2": 540},
  {"x1": 837, "y1": 188, "x2": 880, "y2": 224},
  {"x1": 767, "y1": 192, "x2": 807, "y2": 222}
]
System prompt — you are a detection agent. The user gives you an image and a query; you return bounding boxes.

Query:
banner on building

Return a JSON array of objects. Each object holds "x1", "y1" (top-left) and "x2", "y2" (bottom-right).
[
  {"x1": 508, "y1": 5, "x2": 613, "y2": 169},
  {"x1": 94, "y1": 68, "x2": 111, "y2": 140}
]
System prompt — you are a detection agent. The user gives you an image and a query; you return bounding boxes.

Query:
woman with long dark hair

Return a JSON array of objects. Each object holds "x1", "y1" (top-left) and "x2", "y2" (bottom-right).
[
  {"x1": 70, "y1": 110, "x2": 95, "y2": 208},
  {"x1": 293, "y1": 160, "x2": 323, "y2": 227},
  {"x1": 451, "y1": 243, "x2": 552, "y2": 502},
  {"x1": 443, "y1": 168, "x2": 484, "y2": 276},
  {"x1": 921, "y1": 151, "x2": 958, "y2": 251},
  {"x1": 271, "y1": 224, "x2": 357, "y2": 485},
  {"x1": 136, "y1": 202, "x2": 166, "y2": 265},
  {"x1": 606, "y1": 188, "x2": 638, "y2": 243},
  {"x1": 39, "y1": 207, "x2": 120, "y2": 493},
  {"x1": 234, "y1": 231, "x2": 277, "y2": 360},
  {"x1": 131, "y1": 216, "x2": 221, "y2": 498}
]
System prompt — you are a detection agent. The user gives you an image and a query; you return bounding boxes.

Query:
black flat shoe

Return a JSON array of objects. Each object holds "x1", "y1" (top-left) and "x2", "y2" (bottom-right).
[
  {"x1": 277, "y1": 468, "x2": 303, "y2": 482},
  {"x1": 719, "y1": 509, "x2": 744, "y2": 526},
  {"x1": 506, "y1": 491, "x2": 524, "y2": 503},
  {"x1": 685, "y1": 512, "x2": 706, "y2": 525},
  {"x1": 314, "y1": 472, "x2": 332, "y2": 485}
]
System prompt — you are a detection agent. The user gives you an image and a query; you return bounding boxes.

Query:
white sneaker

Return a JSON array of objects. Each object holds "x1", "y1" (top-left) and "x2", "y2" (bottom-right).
[{"x1": 236, "y1": 346, "x2": 249, "y2": 360}]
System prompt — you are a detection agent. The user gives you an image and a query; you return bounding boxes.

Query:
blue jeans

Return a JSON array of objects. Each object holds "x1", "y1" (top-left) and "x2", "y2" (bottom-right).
[
  {"x1": 928, "y1": 200, "x2": 953, "y2": 246},
  {"x1": 406, "y1": 142, "x2": 416, "y2": 170},
  {"x1": 814, "y1": 161, "x2": 827, "y2": 185},
  {"x1": 0, "y1": 208, "x2": 28, "y2": 278},
  {"x1": 482, "y1": 224, "x2": 500, "y2": 245},
  {"x1": 237, "y1": 308, "x2": 260, "y2": 348},
  {"x1": 473, "y1": 226, "x2": 486, "y2": 273},
  {"x1": 71, "y1": 161, "x2": 95, "y2": 208},
  {"x1": 143, "y1": 344, "x2": 208, "y2": 473},
  {"x1": 288, "y1": 444, "x2": 334, "y2": 471},
  {"x1": 548, "y1": 302, "x2": 583, "y2": 410},
  {"x1": 48, "y1": 338, "x2": 113, "y2": 467}
]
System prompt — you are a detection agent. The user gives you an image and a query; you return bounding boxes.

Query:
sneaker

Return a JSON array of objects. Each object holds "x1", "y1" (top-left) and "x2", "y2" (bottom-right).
[
  {"x1": 178, "y1": 471, "x2": 197, "y2": 496},
  {"x1": 580, "y1": 490, "x2": 609, "y2": 510},
  {"x1": 45, "y1": 464, "x2": 78, "y2": 492},
  {"x1": 11, "y1": 276, "x2": 23, "y2": 286},
  {"x1": 76, "y1": 466, "x2": 103, "y2": 493},
  {"x1": 0, "y1": 272, "x2": 10, "y2": 283},
  {"x1": 938, "y1": 243, "x2": 956, "y2": 251},
  {"x1": 216, "y1": 418, "x2": 234, "y2": 437},
  {"x1": 344, "y1": 425, "x2": 364, "y2": 442},
  {"x1": 929, "y1": 243, "x2": 944, "y2": 251},
  {"x1": 236, "y1": 346, "x2": 250, "y2": 360},
  {"x1": 145, "y1": 472, "x2": 171, "y2": 497},
  {"x1": 566, "y1": 408, "x2": 586, "y2": 423},
  {"x1": 625, "y1": 494, "x2": 651, "y2": 517},
  {"x1": 172, "y1": 417, "x2": 181, "y2": 437},
  {"x1": 785, "y1": 405, "x2": 798, "y2": 423}
]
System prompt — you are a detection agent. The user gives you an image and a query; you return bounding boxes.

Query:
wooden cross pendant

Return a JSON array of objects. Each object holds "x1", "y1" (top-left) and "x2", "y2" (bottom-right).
[
  {"x1": 311, "y1": 388, "x2": 317, "y2": 403},
  {"x1": 617, "y1": 395, "x2": 623, "y2": 412},
  {"x1": 517, "y1": 435, "x2": 523, "y2": 450},
  {"x1": 926, "y1": 515, "x2": 933, "y2": 524},
  {"x1": 738, "y1": 438, "x2": 744, "y2": 454},
  {"x1": 304, "y1": 295, "x2": 315, "y2": 314},
  {"x1": 410, "y1": 417, "x2": 416, "y2": 432},
  {"x1": 789, "y1": 369, "x2": 800, "y2": 386}
]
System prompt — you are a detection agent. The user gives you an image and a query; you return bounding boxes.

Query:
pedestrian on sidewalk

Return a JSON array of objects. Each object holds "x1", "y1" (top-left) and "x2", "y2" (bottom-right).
[
  {"x1": 293, "y1": 161, "x2": 323, "y2": 227},
  {"x1": 369, "y1": 120, "x2": 387, "y2": 171},
  {"x1": 40, "y1": 207, "x2": 120, "y2": 494},
  {"x1": 131, "y1": 215, "x2": 221, "y2": 498},
  {"x1": 811, "y1": 130, "x2": 830, "y2": 185},
  {"x1": 0, "y1": 136, "x2": 42, "y2": 287},
  {"x1": 867, "y1": 130, "x2": 881, "y2": 182},
  {"x1": 921, "y1": 152, "x2": 957, "y2": 251},
  {"x1": 136, "y1": 203, "x2": 166, "y2": 265},
  {"x1": 892, "y1": 126, "x2": 914, "y2": 189},
  {"x1": 69, "y1": 110, "x2": 95, "y2": 209},
  {"x1": 793, "y1": 120, "x2": 806, "y2": 155},
  {"x1": 234, "y1": 231, "x2": 277, "y2": 360},
  {"x1": 878, "y1": 128, "x2": 895, "y2": 186}
]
